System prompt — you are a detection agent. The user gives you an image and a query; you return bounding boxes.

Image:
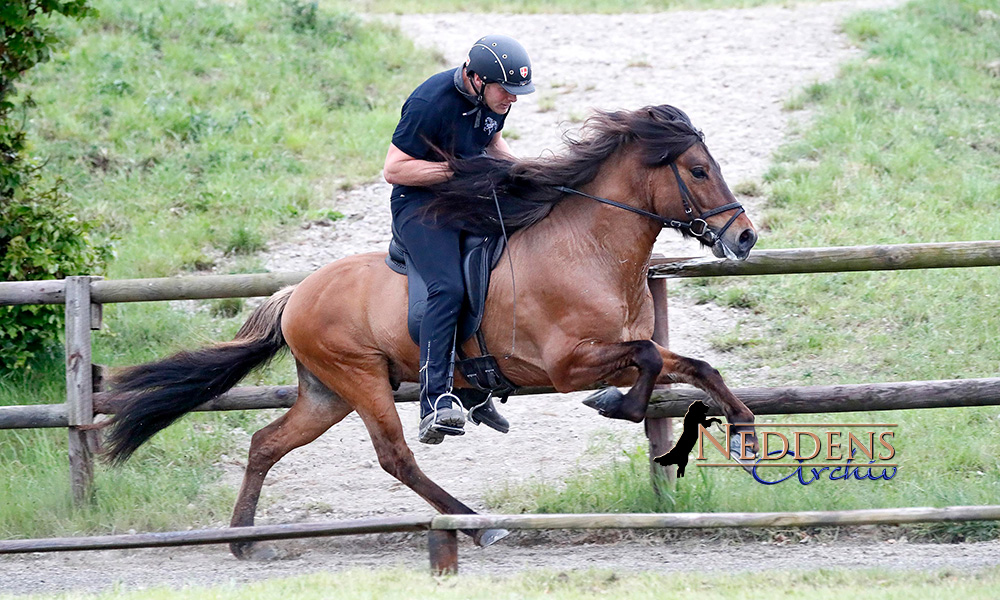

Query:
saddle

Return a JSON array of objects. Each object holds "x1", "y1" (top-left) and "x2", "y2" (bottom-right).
[{"x1": 385, "y1": 230, "x2": 519, "y2": 397}]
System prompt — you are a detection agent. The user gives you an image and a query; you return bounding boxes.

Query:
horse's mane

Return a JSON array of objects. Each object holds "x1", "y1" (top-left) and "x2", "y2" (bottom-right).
[{"x1": 422, "y1": 104, "x2": 704, "y2": 235}]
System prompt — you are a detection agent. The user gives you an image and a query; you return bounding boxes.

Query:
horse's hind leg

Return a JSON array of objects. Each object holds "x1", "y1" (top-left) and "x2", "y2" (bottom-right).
[
  {"x1": 229, "y1": 360, "x2": 353, "y2": 560},
  {"x1": 313, "y1": 360, "x2": 509, "y2": 548}
]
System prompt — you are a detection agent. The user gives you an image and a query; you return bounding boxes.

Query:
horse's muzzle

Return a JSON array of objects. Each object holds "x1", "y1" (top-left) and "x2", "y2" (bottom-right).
[{"x1": 712, "y1": 227, "x2": 757, "y2": 261}]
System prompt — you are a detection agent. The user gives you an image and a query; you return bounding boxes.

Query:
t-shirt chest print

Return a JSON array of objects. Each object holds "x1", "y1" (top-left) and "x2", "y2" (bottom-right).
[{"x1": 483, "y1": 116, "x2": 498, "y2": 135}]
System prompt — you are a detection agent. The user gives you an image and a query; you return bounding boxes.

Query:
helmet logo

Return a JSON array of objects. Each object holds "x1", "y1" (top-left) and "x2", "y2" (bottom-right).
[{"x1": 520, "y1": 66, "x2": 529, "y2": 78}]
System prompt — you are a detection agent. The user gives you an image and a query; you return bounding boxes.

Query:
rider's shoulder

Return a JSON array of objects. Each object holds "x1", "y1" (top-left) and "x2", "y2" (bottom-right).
[{"x1": 408, "y1": 68, "x2": 460, "y2": 102}]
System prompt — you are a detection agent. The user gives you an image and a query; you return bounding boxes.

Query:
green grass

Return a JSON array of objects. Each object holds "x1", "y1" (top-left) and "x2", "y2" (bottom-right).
[
  {"x1": 25, "y1": 0, "x2": 438, "y2": 280},
  {"x1": 506, "y1": 0, "x2": 1000, "y2": 531},
  {"x1": 8, "y1": 567, "x2": 1000, "y2": 600},
  {"x1": 701, "y1": 0, "x2": 1000, "y2": 383}
]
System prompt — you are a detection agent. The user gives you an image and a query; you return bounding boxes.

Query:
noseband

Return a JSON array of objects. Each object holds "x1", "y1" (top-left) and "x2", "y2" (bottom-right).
[{"x1": 554, "y1": 162, "x2": 744, "y2": 246}]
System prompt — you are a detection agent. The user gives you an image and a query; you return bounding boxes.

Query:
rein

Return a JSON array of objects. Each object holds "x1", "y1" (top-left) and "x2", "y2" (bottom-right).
[{"x1": 554, "y1": 162, "x2": 744, "y2": 245}]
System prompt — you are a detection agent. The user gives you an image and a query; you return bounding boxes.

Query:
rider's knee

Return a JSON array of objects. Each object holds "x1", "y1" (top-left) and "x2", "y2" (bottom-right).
[{"x1": 426, "y1": 279, "x2": 464, "y2": 306}]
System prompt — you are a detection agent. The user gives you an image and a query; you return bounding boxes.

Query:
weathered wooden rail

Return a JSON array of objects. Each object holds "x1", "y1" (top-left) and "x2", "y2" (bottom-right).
[
  {"x1": 6, "y1": 377, "x2": 1000, "y2": 427},
  {"x1": 4, "y1": 241, "x2": 999, "y2": 306},
  {"x1": 1, "y1": 240, "x2": 999, "y2": 503},
  {"x1": 2, "y1": 506, "x2": 1000, "y2": 574}
]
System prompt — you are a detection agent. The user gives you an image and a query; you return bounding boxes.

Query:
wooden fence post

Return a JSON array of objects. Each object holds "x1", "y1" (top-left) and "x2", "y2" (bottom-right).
[
  {"x1": 427, "y1": 529, "x2": 458, "y2": 575},
  {"x1": 65, "y1": 276, "x2": 101, "y2": 505},
  {"x1": 646, "y1": 275, "x2": 675, "y2": 493}
]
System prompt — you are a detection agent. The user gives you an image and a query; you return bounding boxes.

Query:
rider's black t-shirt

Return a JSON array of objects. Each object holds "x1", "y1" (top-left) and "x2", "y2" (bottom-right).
[{"x1": 390, "y1": 67, "x2": 505, "y2": 209}]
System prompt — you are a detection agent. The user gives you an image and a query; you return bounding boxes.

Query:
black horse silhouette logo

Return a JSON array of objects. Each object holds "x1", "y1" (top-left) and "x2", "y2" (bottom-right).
[{"x1": 653, "y1": 401, "x2": 721, "y2": 477}]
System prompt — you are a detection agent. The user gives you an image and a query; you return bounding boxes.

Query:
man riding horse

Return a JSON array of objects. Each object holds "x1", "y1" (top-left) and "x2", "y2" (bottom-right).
[
  {"x1": 383, "y1": 35, "x2": 535, "y2": 444},
  {"x1": 102, "y1": 95, "x2": 760, "y2": 558}
]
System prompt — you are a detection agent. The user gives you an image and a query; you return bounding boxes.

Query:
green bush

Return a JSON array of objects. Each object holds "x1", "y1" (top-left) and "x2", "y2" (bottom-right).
[
  {"x1": 1, "y1": 185, "x2": 113, "y2": 370},
  {"x1": 2, "y1": 1, "x2": 109, "y2": 372}
]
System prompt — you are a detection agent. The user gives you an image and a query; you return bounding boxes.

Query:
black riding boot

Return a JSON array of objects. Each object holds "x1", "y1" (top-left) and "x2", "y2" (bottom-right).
[
  {"x1": 453, "y1": 388, "x2": 510, "y2": 434},
  {"x1": 417, "y1": 349, "x2": 466, "y2": 445}
]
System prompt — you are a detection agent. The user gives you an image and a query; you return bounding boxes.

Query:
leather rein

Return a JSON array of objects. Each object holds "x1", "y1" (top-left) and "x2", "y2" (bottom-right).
[{"x1": 554, "y1": 162, "x2": 744, "y2": 246}]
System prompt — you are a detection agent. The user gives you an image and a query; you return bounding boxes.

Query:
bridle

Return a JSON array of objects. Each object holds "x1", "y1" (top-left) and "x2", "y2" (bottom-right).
[{"x1": 554, "y1": 162, "x2": 744, "y2": 246}]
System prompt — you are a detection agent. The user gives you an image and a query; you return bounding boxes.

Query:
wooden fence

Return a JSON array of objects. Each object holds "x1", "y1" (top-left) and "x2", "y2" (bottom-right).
[
  {"x1": 2, "y1": 506, "x2": 1000, "y2": 574},
  {"x1": 2, "y1": 240, "x2": 1000, "y2": 504}
]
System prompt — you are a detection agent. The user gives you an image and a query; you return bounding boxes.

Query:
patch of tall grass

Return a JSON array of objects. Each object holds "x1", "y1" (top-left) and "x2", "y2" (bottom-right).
[
  {"x1": 506, "y1": 0, "x2": 1000, "y2": 530},
  {"x1": 699, "y1": 0, "x2": 1000, "y2": 383},
  {"x1": 26, "y1": 0, "x2": 437, "y2": 280},
  {"x1": 489, "y1": 413, "x2": 1000, "y2": 541}
]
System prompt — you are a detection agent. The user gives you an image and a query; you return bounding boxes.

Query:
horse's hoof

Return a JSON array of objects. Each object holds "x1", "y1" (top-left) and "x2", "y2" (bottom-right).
[
  {"x1": 581, "y1": 387, "x2": 624, "y2": 418},
  {"x1": 474, "y1": 528, "x2": 510, "y2": 548},
  {"x1": 729, "y1": 433, "x2": 758, "y2": 474},
  {"x1": 231, "y1": 542, "x2": 288, "y2": 561}
]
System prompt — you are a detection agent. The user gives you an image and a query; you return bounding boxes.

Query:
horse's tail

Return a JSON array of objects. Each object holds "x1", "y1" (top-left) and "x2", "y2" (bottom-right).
[{"x1": 103, "y1": 286, "x2": 296, "y2": 465}]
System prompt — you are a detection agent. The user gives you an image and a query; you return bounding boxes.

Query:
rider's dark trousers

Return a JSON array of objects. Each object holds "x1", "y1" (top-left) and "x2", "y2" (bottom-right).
[{"x1": 391, "y1": 200, "x2": 464, "y2": 415}]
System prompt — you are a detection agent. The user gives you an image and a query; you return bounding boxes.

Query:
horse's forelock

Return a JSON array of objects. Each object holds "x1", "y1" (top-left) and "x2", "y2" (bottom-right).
[{"x1": 633, "y1": 105, "x2": 704, "y2": 166}]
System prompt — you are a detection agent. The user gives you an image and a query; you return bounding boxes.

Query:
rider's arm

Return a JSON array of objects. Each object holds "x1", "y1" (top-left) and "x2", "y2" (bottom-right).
[
  {"x1": 383, "y1": 143, "x2": 453, "y2": 187},
  {"x1": 487, "y1": 130, "x2": 514, "y2": 160}
]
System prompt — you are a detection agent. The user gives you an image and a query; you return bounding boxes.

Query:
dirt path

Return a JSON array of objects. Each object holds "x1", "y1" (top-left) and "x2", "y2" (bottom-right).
[{"x1": 11, "y1": 1, "x2": 982, "y2": 596}]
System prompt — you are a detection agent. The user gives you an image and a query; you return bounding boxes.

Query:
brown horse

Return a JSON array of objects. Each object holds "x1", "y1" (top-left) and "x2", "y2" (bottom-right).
[{"x1": 103, "y1": 105, "x2": 759, "y2": 559}]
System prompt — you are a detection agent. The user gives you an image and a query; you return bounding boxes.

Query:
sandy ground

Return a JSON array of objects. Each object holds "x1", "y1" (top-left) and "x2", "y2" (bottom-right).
[{"x1": 9, "y1": 2, "x2": 988, "y2": 597}]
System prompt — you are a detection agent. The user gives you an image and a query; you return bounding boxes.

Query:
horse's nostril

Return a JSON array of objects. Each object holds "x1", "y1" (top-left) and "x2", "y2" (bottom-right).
[{"x1": 739, "y1": 228, "x2": 757, "y2": 250}]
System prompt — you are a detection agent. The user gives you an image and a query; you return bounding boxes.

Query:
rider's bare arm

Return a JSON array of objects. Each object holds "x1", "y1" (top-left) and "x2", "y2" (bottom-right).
[
  {"x1": 487, "y1": 131, "x2": 514, "y2": 161},
  {"x1": 383, "y1": 143, "x2": 453, "y2": 187}
]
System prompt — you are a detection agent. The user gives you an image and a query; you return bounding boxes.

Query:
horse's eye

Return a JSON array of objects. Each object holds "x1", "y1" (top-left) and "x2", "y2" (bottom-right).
[{"x1": 691, "y1": 167, "x2": 708, "y2": 180}]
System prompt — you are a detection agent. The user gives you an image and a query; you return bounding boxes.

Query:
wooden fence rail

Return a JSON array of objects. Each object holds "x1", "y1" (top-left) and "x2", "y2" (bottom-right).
[
  {"x1": 3, "y1": 506, "x2": 1000, "y2": 574},
  {"x1": 649, "y1": 240, "x2": 1000, "y2": 278},
  {"x1": 4, "y1": 241, "x2": 1000, "y2": 306},
  {"x1": 5, "y1": 377, "x2": 1000, "y2": 430},
  {"x1": 0, "y1": 516, "x2": 431, "y2": 554},
  {"x1": 5, "y1": 376, "x2": 1000, "y2": 431},
  {"x1": 431, "y1": 505, "x2": 1000, "y2": 531}
]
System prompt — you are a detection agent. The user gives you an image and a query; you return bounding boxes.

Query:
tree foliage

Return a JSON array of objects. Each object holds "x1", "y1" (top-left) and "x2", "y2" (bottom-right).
[{"x1": 1, "y1": 1, "x2": 110, "y2": 371}]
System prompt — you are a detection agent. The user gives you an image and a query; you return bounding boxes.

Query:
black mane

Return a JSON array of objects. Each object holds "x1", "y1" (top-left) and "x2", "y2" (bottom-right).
[{"x1": 422, "y1": 104, "x2": 703, "y2": 235}]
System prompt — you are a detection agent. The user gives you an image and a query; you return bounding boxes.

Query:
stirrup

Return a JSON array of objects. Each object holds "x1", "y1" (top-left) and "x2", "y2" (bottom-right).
[
  {"x1": 464, "y1": 394, "x2": 510, "y2": 434},
  {"x1": 418, "y1": 392, "x2": 466, "y2": 445}
]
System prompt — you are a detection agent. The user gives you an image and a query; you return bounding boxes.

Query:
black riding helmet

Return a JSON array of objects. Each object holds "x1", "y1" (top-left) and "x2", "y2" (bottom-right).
[{"x1": 465, "y1": 34, "x2": 535, "y2": 97}]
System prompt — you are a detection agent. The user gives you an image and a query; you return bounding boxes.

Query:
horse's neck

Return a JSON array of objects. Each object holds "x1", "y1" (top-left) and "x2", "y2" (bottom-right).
[{"x1": 519, "y1": 157, "x2": 661, "y2": 295}]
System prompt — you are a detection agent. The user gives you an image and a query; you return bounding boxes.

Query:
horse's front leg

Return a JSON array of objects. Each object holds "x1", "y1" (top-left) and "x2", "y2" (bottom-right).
[
  {"x1": 554, "y1": 340, "x2": 663, "y2": 423},
  {"x1": 654, "y1": 346, "x2": 759, "y2": 459}
]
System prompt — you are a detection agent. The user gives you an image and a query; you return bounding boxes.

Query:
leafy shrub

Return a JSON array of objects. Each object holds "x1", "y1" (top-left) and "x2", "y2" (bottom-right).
[
  {"x1": 1, "y1": 1, "x2": 109, "y2": 372},
  {"x1": 1, "y1": 185, "x2": 113, "y2": 371}
]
